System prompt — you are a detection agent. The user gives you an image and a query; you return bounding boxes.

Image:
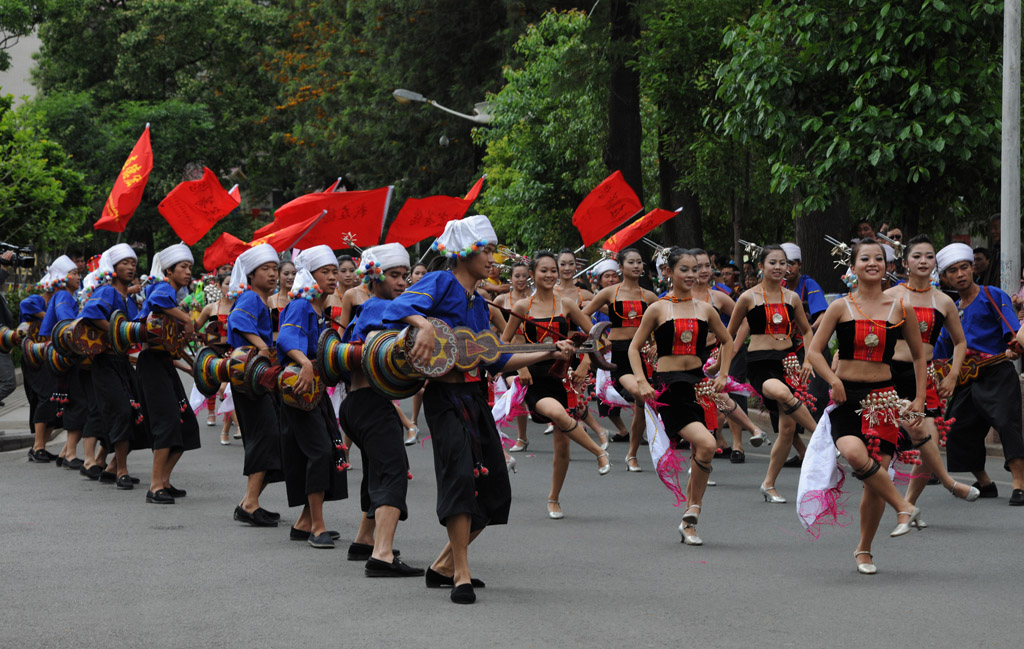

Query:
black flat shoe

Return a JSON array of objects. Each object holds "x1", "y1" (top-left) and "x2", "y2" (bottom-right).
[
  {"x1": 99, "y1": 471, "x2": 116, "y2": 483},
  {"x1": 1009, "y1": 489, "x2": 1024, "y2": 506},
  {"x1": 730, "y1": 450, "x2": 745, "y2": 464},
  {"x1": 308, "y1": 532, "x2": 336, "y2": 549},
  {"x1": 27, "y1": 449, "x2": 51, "y2": 463},
  {"x1": 450, "y1": 583, "x2": 476, "y2": 605},
  {"x1": 234, "y1": 506, "x2": 278, "y2": 527},
  {"x1": 783, "y1": 455, "x2": 803, "y2": 468},
  {"x1": 610, "y1": 433, "x2": 630, "y2": 443},
  {"x1": 81, "y1": 465, "x2": 104, "y2": 480},
  {"x1": 40, "y1": 449, "x2": 59, "y2": 461},
  {"x1": 425, "y1": 567, "x2": 485, "y2": 589},
  {"x1": 146, "y1": 489, "x2": 175, "y2": 504},
  {"x1": 65, "y1": 458, "x2": 85, "y2": 470},
  {"x1": 346, "y1": 541, "x2": 400, "y2": 560},
  {"x1": 972, "y1": 481, "x2": 998, "y2": 498},
  {"x1": 55, "y1": 456, "x2": 64, "y2": 467},
  {"x1": 116, "y1": 475, "x2": 134, "y2": 490},
  {"x1": 165, "y1": 485, "x2": 186, "y2": 498},
  {"x1": 290, "y1": 527, "x2": 341, "y2": 541},
  {"x1": 130, "y1": 476, "x2": 141, "y2": 484},
  {"x1": 257, "y1": 508, "x2": 280, "y2": 520},
  {"x1": 365, "y1": 557, "x2": 425, "y2": 578}
]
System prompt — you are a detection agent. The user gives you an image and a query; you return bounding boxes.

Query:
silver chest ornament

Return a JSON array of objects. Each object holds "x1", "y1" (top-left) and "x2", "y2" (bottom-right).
[{"x1": 771, "y1": 312, "x2": 784, "y2": 325}]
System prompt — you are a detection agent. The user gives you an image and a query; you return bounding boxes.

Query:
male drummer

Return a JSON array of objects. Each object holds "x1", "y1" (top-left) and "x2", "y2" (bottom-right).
[
  {"x1": 135, "y1": 244, "x2": 201, "y2": 504},
  {"x1": 935, "y1": 243, "x2": 1024, "y2": 505},
  {"x1": 338, "y1": 243, "x2": 423, "y2": 577}
]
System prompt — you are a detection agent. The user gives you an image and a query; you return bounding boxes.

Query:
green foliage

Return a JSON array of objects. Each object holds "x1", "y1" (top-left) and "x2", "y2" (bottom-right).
[
  {"x1": 0, "y1": 0, "x2": 46, "y2": 72},
  {"x1": 0, "y1": 94, "x2": 92, "y2": 250},
  {"x1": 715, "y1": 0, "x2": 1003, "y2": 231}
]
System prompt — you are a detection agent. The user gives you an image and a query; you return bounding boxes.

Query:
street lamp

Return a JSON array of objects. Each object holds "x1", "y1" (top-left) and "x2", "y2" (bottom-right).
[{"x1": 392, "y1": 88, "x2": 493, "y2": 125}]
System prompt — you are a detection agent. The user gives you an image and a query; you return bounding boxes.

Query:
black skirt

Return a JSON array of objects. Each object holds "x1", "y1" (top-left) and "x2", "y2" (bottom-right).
[
  {"x1": 280, "y1": 396, "x2": 348, "y2": 508},
  {"x1": 61, "y1": 365, "x2": 89, "y2": 431},
  {"x1": 423, "y1": 381, "x2": 512, "y2": 531},
  {"x1": 232, "y1": 389, "x2": 284, "y2": 482},
  {"x1": 610, "y1": 339, "x2": 636, "y2": 403},
  {"x1": 828, "y1": 379, "x2": 897, "y2": 457},
  {"x1": 90, "y1": 354, "x2": 149, "y2": 450},
  {"x1": 652, "y1": 370, "x2": 708, "y2": 436},
  {"x1": 746, "y1": 348, "x2": 790, "y2": 412},
  {"x1": 78, "y1": 367, "x2": 105, "y2": 442},
  {"x1": 27, "y1": 360, "x2": 59, "y2": 426},
  {"x1": 523, "y1": 360, "x2": 567, "y2": 424},
  {"x1": 338, "y1": 387, "x2": 409, "y2": 520},
  {"x1": 136, "y1": 349, "x2": 201, "y2": 453}
]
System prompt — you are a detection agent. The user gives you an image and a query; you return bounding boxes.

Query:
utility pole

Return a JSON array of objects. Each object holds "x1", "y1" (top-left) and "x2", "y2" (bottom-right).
[{"x1": 1001, "y1": 0, "x2": 1021, "y2": 295}]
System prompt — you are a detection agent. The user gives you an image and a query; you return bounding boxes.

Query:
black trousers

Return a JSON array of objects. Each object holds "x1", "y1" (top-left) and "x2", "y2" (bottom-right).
[
  {"x1": 232, "y1": 389, "x2": 284, "y2": 482},
  {"x1": 281, "y1": 397, "x2": 348, "y2": 508},
  {"x1": 423, "y1": 381, "x2": 511, "y2": 532},
  {"x1": 945, "y1": 361, "x2": 1024, "y2": 473},
  {"x1": 26, "y1": 360, "x2": 59, "y2": 426},
  {"x1": 339, "y1": 388, "x2": 409, "y2": 520},
  {"x1": 61, "y1": 365, "x2": 89, "y2": 431},
  {"x1": 136, "y1": 349, "x2": 200, "y2": 452}
]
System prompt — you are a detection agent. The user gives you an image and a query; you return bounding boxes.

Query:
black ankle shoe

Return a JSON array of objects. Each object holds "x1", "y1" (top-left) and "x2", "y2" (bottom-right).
[
  {"x1": 972, "y1": 481, "x2": 998, "y2": 498},
  {"x1": 27, "y1": 449, "x2": 51, "y2": 463},
  {"x1": 81, "y1": 465, "x2": 103, "y2": 480},
  {"x1": 257, "y1": 507, "x2": 280, "y2": 520},
  {"x1": 450, "y1": 583, "x2": 476, "y2": 604},
  {"x1": 234, "y1": 506, "x2": 278, "y2": 527},
  {"x1": 1010, "y1": 489, "x2": 1024, "y2": 506},
  {"x1": 146, "y1": 489, "x2": 175, "y2": 504},
  {"x1": 55, "y1": 456, "x2": 64, "y2": 467},
  {"x1": 730, "y1": 450, "x2": 745, "y2": 464},
  {"x1": 65, "y1": 458, "x2": 85, "y2": 470},
  {"x1": 365, "y1": 556, "x2": 425, "y2": 578},
  {"x1": 307, "y1": 532, "x2": 336, "y2": 549},
  {"x1": 425, "y1": 567, "x2": 485, "y2": 589},
  {"x1": 116, "y1": 475, "x2": 134, "y2": 490},
  {"x1": 164, "y1": 485, "x2": 186, "y2": 498}
]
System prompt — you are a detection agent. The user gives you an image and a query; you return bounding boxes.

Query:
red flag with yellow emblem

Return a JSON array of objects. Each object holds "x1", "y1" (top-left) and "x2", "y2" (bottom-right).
[{"x1": 94, "y1": 124, "x2": 153, "y2": 232}]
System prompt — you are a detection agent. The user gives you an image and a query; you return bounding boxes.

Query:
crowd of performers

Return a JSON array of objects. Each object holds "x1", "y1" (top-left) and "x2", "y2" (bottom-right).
[{"x1": 8, "y1": 214, "x2": 1024, "y2": 603}]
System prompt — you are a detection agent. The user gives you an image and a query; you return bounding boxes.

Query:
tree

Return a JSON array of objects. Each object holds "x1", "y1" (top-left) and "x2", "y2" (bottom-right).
[
  {"x1": 0, "y1": 0, "x2": 46, "y2": 72},
  {"x1": 0, "y1": 94, "x2": 93, "y2": 251}
]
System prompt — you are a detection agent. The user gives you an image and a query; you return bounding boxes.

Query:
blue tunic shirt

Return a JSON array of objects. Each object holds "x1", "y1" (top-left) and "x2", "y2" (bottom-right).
[
  {"x1": 19, "y1": 294, "x2": 47, "y2": 324},
  {"x1": 276, "y1": 298, "x2": 322, "y2": 360},
  {"x1": 934, "y1": 285, "x2": 1020, "y2": 358},
  {"x1": 383, "y1": 270, "x2": 511, "y2": 373},
  {"x1": 792, "y1": 274, "x2": 828, "y2": 319},
  {"x1": 348, "y1": 296, "x2": 393, "y2": 344},
  {"x1": 227, "y1": 290, "x2": 273, "y2": 349},
  {"x1": 40, "y1": 290, "x2": 79, "y2": 336},
  {"x1": 137, "y1": 281, "x2": 179, "y2": 321},
  {"x1": 80, "y1": 284, "x2": 138, "y2": 322}
]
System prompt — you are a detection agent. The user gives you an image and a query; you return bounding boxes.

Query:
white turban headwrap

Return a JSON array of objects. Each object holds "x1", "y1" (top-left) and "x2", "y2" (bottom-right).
[
  {"x1": 289, "y1": 245, "x2": 338, "y2": 300},
  {"x1": 151, "y1": 243, "x2": 193, "y2": 279},
  {"x1": 936, "y1": 242, "x2": 974, "y2": 274},
  {"x1": 358, "y1": 243, "x2": 410, "y2": 284},
  {"x1": 40, "y1": 255, "x2": 78, "y2": 290},
  {"x1": 592, "y1": 259, "x2": 620, "y2": 277},
  {"x1": 781, "y1": 243, "x2": 801, "y2": 263},
  {"x1": 229, "y1": 243, "x2": 279, "y2": 298},
  {"x1": 98, "y1": 243, "x2": 137, "y2": 277},
  {"x1": 432, "y1": 214, "x2": 498, "y2": 258}
]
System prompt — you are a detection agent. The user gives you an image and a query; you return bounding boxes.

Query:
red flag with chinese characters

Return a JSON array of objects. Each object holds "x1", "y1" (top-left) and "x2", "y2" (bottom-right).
[
  {"x1": 249, "y1": 209, "x2": 330, "y2": 252},
  {"x1": 572, "y1": 171, "x2": 643, "y2": 247},
  {"x1": 256, "y1": 186, "x2": 392, "y2": 250},
  {"x1": 384, "y1": 176, "x2": 485, "y2": 247},
  {"x1": 602, "y1": 208, "x2": 681, "y2": 253},
  {"x1": 94, "y1": 125, "x2": 153, "y2": 232},
  {"x1": 203, "y1": 232, "x2": 249, "y2": 272},
  {"x1": 158, "y1": 168, "x2": 241, "y2": 245}
]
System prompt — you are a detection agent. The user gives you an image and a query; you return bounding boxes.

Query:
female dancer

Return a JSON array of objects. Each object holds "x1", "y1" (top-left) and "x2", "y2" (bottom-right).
[
  {"x1": 502, "y1": 252, "x2": 611, "y2": 519},
  {"x1": 226, "y1": 244, "x2": 283, "y2": 527},
  {"x1": 196, "y1": 274, "x2": 238, "y2": 444},
  {"x1": 406, "y1": 262, "x2": 430, "y2": 445},
  {"x1": 590, "y1": 260, "x2": 631, "y2": 441},
  {"x1": 584, "y1": 248, "x2": 660, "y2": 472},
  {"x1": 333, "y1": 254, "x2": 360, "y2": 302},
  {"x1": 385, "y1": 215, "x2": 575, "y2": 604},
  {"x1": 410, "y1": 262, "x2": 428, "y2": 285},
  {"x1": 629, "y1": 248, "x2": 733, "y2": 545},
  {"x1": 885, "y1": 235, "x2": 978, "y2": 505},
  {"x1": 277, "y1": 246, "x2": 348, "y2": 548},
  {"x1": 728, "y1": 245, "x2": 817, "y2": 503},
  {"x1": 496, "y1": 261, "x2": 532, "y2": 452},
  {"x1": 692, "y1": 250, "x2": 768, "y2": 459},
  {"x1": 807, "y1": 238, "x2": 926, "y2": 573}
]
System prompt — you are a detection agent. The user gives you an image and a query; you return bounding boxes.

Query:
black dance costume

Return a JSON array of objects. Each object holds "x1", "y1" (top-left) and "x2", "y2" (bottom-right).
[
  {"x1": 607, "y1": 291, "x2": 650, "y2": 401},
  {"x1": 520, "y1": 314, "x2": 570, "y2": 424},
  {"x1": 745, "y1": 296, "x2": 798, "y2": 412}
]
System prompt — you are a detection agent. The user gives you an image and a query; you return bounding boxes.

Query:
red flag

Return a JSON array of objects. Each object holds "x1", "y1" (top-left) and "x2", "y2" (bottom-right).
[
  {"x1": 249, "y1": 209, "x2": 329, "y2": 252},
  {"x1": 94, "y1": 124, "x2": 153, "y2": 232},
  {"x1": 324, "y1": 177, "x2": 345, "y2": 193},
  {"x1": 256, "y1": 187, "x2": 392, "y2": 250},
  {"x1": 572, "y1": 171, "x2": 643, "y2": 247},
  {"x1": 157, "y1": 168, "x2": 241, "y2": 245},
  {"x1": 601, "y1": 208, "x2": 681, "y2": 253},
  {"x1": 384, "y1": 176, "x2": 486, "y2": 247},
  {"x1": 203, "y1": 232, "x2": 249, "y2": 272}
]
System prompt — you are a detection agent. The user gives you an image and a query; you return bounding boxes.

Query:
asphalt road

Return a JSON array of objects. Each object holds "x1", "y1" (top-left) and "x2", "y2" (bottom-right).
[{"x1": 2, "y1": 378, "x2": 1022, "y2": 649}]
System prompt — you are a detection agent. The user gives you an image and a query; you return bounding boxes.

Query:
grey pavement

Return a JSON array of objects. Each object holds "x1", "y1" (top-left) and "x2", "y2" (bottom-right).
[{"x1": 2, "y1": 374, "x2": 1023, "y2": 649}]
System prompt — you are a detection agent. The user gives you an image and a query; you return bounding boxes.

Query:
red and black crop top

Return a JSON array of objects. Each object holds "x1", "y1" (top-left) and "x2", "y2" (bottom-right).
[
  {"x1": 521, "y1": 315, "x2": 568, "y2": 343},
  {"x1": 909, "y1": 293, "x2": 945, "y2": 346},
  {"x1": 654, "y1": 318, "x2": 709, "y2": 358},
  {"x1": 608, "y1": 299, "x2": 648, "y2": 328},
  {"x1": 835, "y1": 298, "x2": 903, "y2": 363},
  {"x1": 324, "y1": 305, "x2": 344, "y2": 332},
  {"x1": 747, "y1": 301, "x2": 795, "y2": 336}
]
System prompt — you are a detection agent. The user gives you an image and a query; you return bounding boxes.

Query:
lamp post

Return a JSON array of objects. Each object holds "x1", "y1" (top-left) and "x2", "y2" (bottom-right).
[
  {"x1": 392, "y1": 88, "x2": 492, "y2": 125},
  {"x1": 1001, "y1": 1, "x2": 1021, "y2": 295}
]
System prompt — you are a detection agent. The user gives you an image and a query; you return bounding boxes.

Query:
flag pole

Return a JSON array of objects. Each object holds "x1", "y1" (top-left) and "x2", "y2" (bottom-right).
[{"x1": 290, "y1": 210, "x2": 328, "y2": 249}]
